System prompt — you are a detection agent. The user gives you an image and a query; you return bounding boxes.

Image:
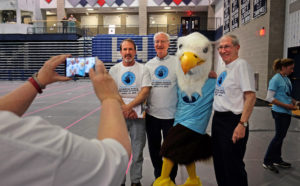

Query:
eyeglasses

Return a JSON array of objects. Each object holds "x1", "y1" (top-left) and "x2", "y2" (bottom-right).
[
  {"x1": 155, "y1": 40, "x2": 169, "y2": 44},
  {"x1": 217, "y1": 45, "x2": 234, "y2": 50}
]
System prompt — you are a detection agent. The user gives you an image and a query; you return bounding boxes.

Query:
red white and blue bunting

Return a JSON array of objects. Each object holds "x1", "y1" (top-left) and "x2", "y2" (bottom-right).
[
  {"x1": 153, "y1": 0, "x2": 200, "y2": 6},
  {"x1": 68, "y1": 0, "x2": 135, "y2": 7}
]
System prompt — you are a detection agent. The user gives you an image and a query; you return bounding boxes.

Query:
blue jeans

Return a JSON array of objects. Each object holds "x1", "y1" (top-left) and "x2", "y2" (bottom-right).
[
  {"x1": 264, "y1": 111, "x2": 291, "y2": 165},
  {"x1": 122, "y1": 119, "x2": 146, "y2": 184}
]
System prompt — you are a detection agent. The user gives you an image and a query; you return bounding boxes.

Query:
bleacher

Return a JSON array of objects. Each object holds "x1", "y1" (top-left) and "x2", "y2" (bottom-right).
[
  {"x1": 0, "y1": 34, "x2": 179, "y2": 80},
  {"x1": 92, "y1": 34, "x2": 178, "y2": 69},
  {"x1": 0, "y1": 40, "x2": 92, "y2": 80}
]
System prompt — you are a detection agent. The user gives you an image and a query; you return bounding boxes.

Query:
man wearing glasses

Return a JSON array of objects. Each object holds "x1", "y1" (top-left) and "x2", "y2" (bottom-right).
[
  {"x1": 212, "y1": 35, "x2": 256, "y2": 186},
  {"x1": 144, "y1": 32, "x2": 178, "y2": 183}
]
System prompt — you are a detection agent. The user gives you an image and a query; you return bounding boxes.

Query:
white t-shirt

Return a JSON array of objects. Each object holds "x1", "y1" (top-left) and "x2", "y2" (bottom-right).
[
  {"x1": 144, "y1": 55, "x2": 178, "y2": 119},
  {"x1": 213, "y1": 58, "x2": 255, "y2": 114},
  {"x1": 109, "y1": 62, "x2": 151, "y2": 99},
  {"x1": 0, "y1": 111, "x2": 128, "y2": 186}
]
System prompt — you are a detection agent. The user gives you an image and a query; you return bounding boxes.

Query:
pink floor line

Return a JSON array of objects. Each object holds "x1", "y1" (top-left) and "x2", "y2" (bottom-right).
[
  {"x1": 23, "y1": 91, "x2": 93, "y2": 117},
  {"x1": 44, "y1": 83, "x2": 79, "y2": 91},
  {"x1": 37, "y1": 85, "x2": 91, "y2": 99},
  {"x1": 126, "y1": 154, "x2": 133, "y2": 175},
  {"x1": 64, "y1": 106, "x2": 101, "y2": 129}
]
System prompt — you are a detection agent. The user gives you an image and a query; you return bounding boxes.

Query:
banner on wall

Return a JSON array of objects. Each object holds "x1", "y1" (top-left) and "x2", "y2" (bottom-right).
[
  {"x1": 241, "y1": 0, "x2": 250, "y2": 24},
  {"x1": 253, "y1": 0, "x2": 267, "y2": 19},
  {"x1": 231, "y1": 0, "x2": 239, "y2": 30},
  {"x1": 223, "y1": 0, "x2": 230, "y2": 34}
]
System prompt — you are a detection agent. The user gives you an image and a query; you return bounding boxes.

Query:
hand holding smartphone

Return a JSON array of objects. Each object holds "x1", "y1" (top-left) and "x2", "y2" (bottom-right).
[{"x1": 65, "y1": 57, "x2": 96, "y2": 77}]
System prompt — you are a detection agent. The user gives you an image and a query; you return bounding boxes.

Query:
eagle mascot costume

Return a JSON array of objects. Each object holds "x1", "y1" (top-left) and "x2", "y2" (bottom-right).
[{"x1": 153, "y1": 32, "x2": 216, "y2": 186}]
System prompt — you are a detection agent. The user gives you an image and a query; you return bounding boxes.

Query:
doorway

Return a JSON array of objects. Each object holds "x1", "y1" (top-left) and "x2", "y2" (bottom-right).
[
  {"x1": 181, "y1": 17, "x2": 200, "y2": 35},
  {"x1": 288, "y1": 46, "x2": 300, "y2": 100}
]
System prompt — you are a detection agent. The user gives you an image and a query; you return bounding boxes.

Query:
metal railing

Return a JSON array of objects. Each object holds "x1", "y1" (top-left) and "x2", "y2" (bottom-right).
[{"x1": 27, "y1": 17, "x2": 222, "y2": 37}]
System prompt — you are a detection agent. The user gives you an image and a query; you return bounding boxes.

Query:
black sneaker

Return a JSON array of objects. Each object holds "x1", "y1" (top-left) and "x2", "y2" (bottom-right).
[
  {"x1": 263, "y1": 163, "x2": 279, "y2": 173},
  {"x1": 273, "y1": 161, "x2": 292, "y2": 168},
  {"x1": 131, "y1": 183, "x2": 142, "y2": 186}
]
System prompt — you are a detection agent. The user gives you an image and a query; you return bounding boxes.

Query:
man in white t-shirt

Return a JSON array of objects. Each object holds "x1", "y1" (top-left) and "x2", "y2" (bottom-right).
[
  {"x1": 212, "y1": 35, "x2": 256, "y2": 186},
  {"x1": 109, "y1": 39, "x2": 151, "y2": 186},
  {"x1": 0, "y1": 54, "x2": 131, "y2": 186},
  {"x1": 144, "y1": 32, "x2": 178, "y2": 182}
]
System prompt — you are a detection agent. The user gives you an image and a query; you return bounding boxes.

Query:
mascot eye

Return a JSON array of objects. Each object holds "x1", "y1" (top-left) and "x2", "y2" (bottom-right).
[
  {"x1": 194, "y1": 54, "x2": 198, "y2": 58},
  {"x1": 203, "y1": 47, "x2": 208, "y2": 53},
  {"x1": 179, "y1": 44, "x2": 183, "y2": 49}
]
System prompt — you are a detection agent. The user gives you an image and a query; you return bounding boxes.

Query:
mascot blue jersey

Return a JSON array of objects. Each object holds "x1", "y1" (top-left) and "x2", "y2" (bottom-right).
[{"x1": 174, "y1": 78, "x2": 216, "y2": 134}]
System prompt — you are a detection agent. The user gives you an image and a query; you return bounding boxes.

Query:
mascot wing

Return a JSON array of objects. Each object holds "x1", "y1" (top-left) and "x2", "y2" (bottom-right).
[{"x1": 176, "y1": 32, "x2": 213, "y2": 97}]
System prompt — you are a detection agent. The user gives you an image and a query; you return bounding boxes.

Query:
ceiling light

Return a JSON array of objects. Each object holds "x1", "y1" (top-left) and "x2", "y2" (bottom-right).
[
  {"x1": 164, "y1": 7, "x2": 171, "y2": 10},
  {"x1": 116, "y1": 7, "x2": 123, "y2": 10}
]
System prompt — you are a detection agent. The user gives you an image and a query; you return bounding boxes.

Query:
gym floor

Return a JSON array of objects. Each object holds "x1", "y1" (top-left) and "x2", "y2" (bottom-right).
[{"x1": 1, "y1": 80, "x2": 299, "y2": 186}]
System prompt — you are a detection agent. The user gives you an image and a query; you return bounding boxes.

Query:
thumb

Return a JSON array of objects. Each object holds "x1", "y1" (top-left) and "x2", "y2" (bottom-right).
[
  {"x1": 89, "y1": 68, "x2": 95, "y2": 79},
  {"x1": 56, "y1": 76, "x2": 72, "y2": 81}
]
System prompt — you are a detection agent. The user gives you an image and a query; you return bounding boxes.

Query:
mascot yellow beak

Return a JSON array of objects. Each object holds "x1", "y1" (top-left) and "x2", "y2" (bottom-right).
[{"x1": 180, "y1": 52, "x2": 205, "y2": 74}]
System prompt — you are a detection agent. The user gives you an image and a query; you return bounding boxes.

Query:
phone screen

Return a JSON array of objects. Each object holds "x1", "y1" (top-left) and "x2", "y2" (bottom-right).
[{"x1": 65, "y1": 57, "x2": 96, "y2": 77}]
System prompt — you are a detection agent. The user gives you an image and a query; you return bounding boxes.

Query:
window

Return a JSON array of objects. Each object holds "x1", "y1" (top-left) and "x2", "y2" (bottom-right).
[
  {"x1": 21, "y1": 11, "x2": 33, "y2": 24},
  {"x1": 1, "y1": 10, "x2": 16, "y2": 23}
]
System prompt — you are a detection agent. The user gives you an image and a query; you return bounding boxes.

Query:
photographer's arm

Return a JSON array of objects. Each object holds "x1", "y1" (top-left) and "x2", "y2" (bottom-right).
[
  {"x1": 89, "y1": 60, "x2": 131, "y2": 157},
  {"x1": 0, "y1": 55, "x2": 71, "y2": 116}
]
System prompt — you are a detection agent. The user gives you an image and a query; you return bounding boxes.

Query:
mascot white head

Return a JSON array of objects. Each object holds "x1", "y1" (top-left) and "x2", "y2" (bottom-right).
[{"x1": 176, "y1": 32, "x2": 212, "y2": 97}]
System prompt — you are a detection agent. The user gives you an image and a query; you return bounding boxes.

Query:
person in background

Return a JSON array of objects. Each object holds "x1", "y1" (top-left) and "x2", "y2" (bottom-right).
[
  {"x1": 212, "y1": 34, "x2": 256, "y2": 186},
  {"x1": 144, "y1": 32, "x2": 178, "y2": 183},
  {"x1": 61, "y1": 16, "x2": 68, "y2": 33},
  {"x1": 263, "y1": 58, "x2": 300, "y2": 173},
  {"x1": 109, "y1": 39, "x2": 151, "y2": 186},
  {"x1": 68, "y1": 14, "x2": 77, "y2": 33},
  {"x1": 0, "y1": 54, "x2": 131, "y2": 186}
]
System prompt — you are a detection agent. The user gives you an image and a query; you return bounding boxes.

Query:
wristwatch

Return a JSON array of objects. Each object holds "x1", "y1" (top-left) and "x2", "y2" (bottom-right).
[{"x1": 239, "y1": 121, "x2": 248, "y2": 127}]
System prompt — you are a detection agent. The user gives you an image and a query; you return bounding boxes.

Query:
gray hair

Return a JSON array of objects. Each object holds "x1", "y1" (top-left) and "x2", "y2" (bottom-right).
[
  {"x1": 221, "y1": 34, "x2": 240, "y2": 46},
  {"x1": 154, "y1": 32, "x2": 170, "y2": 42}
]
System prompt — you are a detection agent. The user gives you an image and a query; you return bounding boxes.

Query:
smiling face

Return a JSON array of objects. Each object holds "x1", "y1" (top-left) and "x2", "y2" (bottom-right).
[
  {"x1": 120, "y1": 40, "x2": 136, "y2": 66},
  {"x1": 154, "y1": 33, "x2": 170, "y2": 59},
  {"x1": 218, "y1": 36, "x2": 240, "y2": 65}
]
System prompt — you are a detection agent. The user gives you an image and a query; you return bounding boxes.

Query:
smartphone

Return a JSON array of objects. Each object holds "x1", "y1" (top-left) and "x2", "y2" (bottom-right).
[{"x1": 65, "y1": 57, "x2": 96, "y2": 77}]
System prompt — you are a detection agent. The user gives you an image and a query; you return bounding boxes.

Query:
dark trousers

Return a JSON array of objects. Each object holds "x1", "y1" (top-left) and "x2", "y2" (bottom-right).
[
  {"x1": 145, "y1": 113, "x2": 178, "y2": 182},
  {"x1": 264, "y1": 111, "x2": 291, "y2": 164},
  {"x1": 212, "y1": 111, "x2": 249, "y2": 186}
]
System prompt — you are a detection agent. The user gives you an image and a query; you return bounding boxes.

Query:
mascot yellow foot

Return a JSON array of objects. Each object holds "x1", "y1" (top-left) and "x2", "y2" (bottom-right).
[
  {"x1": 153, "y1": 177, "x2": 175, "y2": 186},
  {"x1": 153, "y1": 158, "x2": 175, "y2": 186},
  {"x1": 179, "y1": 177, "x2": 202, "y2": 186},
  {"x1": 179, "y1": 162, "x2": 202, "y2": 186}
]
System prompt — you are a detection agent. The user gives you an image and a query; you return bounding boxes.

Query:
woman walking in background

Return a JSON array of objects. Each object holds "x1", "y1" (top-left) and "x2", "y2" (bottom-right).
[{"x1": 263, "y1": 58, "x2": 300, "y2": 173}]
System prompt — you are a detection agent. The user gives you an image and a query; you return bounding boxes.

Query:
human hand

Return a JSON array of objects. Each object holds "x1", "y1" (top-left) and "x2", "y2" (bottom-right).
[
  {"x1": 208, "y1": 71, "x2": 217, "y2": 78},
  {"x1": 288, "y1": 104, "x2": 298, "y2": 110},
  {"x1": 37, "y1": 54, "x2": 72, "y2": 86},
  {"x1": 89, "y1": 59, "x2": 120, "y2": 103},
  {"x1": 232, "y1": 124, "x2": 246, "y2": 144},
  {"x1": 128, "y1": 110, "x2": 138, "y2": 119}
]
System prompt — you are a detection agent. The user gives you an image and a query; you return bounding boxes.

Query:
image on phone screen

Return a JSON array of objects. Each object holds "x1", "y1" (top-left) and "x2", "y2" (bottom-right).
[{"x1": 65, "y1": 57, "x2": 96, "y2": 77}]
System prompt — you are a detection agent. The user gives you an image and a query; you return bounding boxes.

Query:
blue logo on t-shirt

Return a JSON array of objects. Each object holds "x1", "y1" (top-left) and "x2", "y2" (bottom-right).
[
  {"x1": 155, "y1": 65, "x2": 168, "y2": 79},
  {"x1": 122, "y1": 72, "x2": 135, "y2": 85},
  {"x1": 181, "y1": 92, "x2": 200, "y2": 103},
  {"x1": 217, "y1": 71, "x2": 227, "y2": 87}
]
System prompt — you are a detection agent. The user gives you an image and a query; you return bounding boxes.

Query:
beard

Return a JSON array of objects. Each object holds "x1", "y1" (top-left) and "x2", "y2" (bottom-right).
[{"x1": 123, "y1": 54, "x2": 133, "y2": 63}]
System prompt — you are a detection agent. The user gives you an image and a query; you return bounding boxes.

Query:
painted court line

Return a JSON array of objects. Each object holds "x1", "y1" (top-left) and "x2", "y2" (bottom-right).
[
  {"x1": 37, "y1": 85, "x2": 91, "y2": 99},
  {"x1": 23, "y1": 91, "x2": 93, "y2": 117},
  {"x1": 64, "y1": 106, "x2": 101, "y2": 129}
]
